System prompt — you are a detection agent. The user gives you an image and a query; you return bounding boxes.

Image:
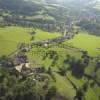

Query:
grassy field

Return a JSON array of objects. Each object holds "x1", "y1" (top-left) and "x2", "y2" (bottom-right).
[
  {"x1": 34, "y1": 29, "x2": 61, "y2": 41},
  {"x1": 0, "y1": 26, "x2": 60, "y2": 56},
  {"x1": 0, "y1": 26, "x2": 31, "y2": 56},
  {"x1": 65, "y1": 32, "x2": 100, "y2": 56}
]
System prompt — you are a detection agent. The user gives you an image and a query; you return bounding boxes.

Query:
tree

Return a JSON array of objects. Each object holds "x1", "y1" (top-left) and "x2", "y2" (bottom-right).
[
  {"x1": 74, "y1": 88, "x2": 84, "y2": 100},
  {"x1": 81, "y1": 51, "x2": 90, "y2": 66},
  {"x1": 30, "y1": 31, "x2": 36, "y2": 35},
  {"x1": 30, "y1": 36, "x2": 35, "y2": 41},
  {"x1": 0, "y1": 68, "x2": 43, "y2": 100},
  {"x1": 68, "y1": 57, "x2": 86, "y2": 79},
  {"x1": 58, "y1": 66, "x2": 67, "y2": 76},
  {"x1": 45, "y1": 86, "x2": 57, "y2": 100},
  {"x1": 47, "y1": 67, "x2": 52, "y2": 75},
  {"x1": 0, "y1": 55, "x2": 14, "y2": 67}
]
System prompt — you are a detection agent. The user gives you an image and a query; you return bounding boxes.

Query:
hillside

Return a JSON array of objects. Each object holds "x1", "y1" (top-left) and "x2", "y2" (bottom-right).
[{"x1": 0, "y1": 0, "x2": 100, "y2": 100}]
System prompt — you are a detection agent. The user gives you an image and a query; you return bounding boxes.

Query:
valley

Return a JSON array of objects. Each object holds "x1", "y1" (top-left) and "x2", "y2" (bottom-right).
[{"x1": 0, "y1": 0, "x2": 100, "y2": 100}]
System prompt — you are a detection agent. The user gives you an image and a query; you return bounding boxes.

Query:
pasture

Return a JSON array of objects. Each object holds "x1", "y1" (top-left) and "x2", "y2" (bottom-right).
[
  {"x1": 0, "y1": 26, "x2": 60, "y2": 56},
  {"x1": 65, "y1": 32, "x2": 100, "y2": 56}
]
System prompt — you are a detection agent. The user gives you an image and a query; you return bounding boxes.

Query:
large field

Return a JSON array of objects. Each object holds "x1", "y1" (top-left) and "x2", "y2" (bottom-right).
[
  {"x1": 0, "y1": 27, "x2": 31, "y2": 56},
  {"x1": 0, "y1": 26, "x2": 60, "y2": 56},
  {"x1": 65, "y1": 32, "x2": 100, "y2": 56}
]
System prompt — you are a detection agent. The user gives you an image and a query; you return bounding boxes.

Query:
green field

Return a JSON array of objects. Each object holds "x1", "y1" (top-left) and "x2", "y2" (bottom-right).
[
  {"x1": 0, "y1": 27, "x2": 60, "y2": 56},
  {"x1": 34, "y1": 29, "x2": 61, "y2": 41},
  {"x1": 0, "y1": 27, "x2": 31, "y2": 56},
  {"x1": 65, "y1": 32, "x2": 100, "y2": 56}
]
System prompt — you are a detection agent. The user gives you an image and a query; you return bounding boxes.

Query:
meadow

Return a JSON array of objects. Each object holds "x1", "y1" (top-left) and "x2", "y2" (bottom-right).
[
  {"x1": 0, "y1": 26, "x2": 32, "y2": 56},
  {"x1": 65, "y1": 32, "x2": 100, "y2": 56},
  {"x1": 0, "y1": 26, "x2": 60, "y2": 56}
]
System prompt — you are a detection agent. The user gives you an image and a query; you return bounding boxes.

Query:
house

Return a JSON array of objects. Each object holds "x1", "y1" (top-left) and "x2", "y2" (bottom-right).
[{"x1": 15, "y1": 63, "x2": 32, "y2": 74}]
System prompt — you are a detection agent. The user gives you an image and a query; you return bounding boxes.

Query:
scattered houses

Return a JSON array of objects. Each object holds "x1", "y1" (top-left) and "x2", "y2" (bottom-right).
[{"x1": 15, "y1": 63, "x2": 31, "y2": 73}]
